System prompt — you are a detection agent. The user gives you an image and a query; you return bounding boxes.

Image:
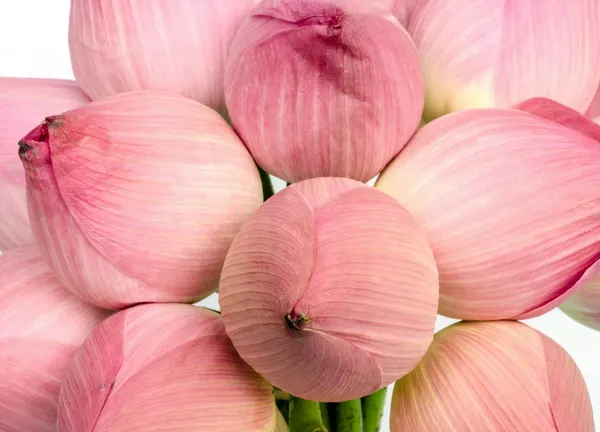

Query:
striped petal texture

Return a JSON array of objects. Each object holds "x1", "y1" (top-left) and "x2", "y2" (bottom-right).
[
  {"x1": 68, "y1": 0, "x2": 259, "y2": 113},
  {"x1": 391, "y1": 321, "x2": 594, "y2": 432},
  {"x1": 0, "y1": 246, "x2": 108, "y2": 432},
  {"x1": 409, "y1": 0, "x2": 600, "y2": 121},
  {"x1": 376, "y1": 98, "x2": 600, "y2": 320},
  {"x1": 57, "y1": 304, "x2": 276, "y2": 432},
  {"x1": 224, "y1": 0, "x2": 424, "y2": 183},
  {"x1": 0, "y1": 78, "x2": 89, "y2": 251},
  {"x1": 219, "y1": 177, "x2": 439, "y2": 402},
  {"x1": 19, "y1": 91, "x2": 263, "y2": 309}
]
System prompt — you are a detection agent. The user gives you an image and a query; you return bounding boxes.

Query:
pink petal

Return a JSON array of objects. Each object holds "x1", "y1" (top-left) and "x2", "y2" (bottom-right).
[
  {"x1": 219, "y1": 178, "x2": 438, "y2": 401},
  {"x1": 390, "y1": 0, "x2": 421, "y2": 27},
  {"x1": 69, "y1": 0, "x2": 259, "y2": 113},
  {"x1": 376, "y1": 107, "x2": 600, "y2": 320},
  {"x1": 58, "y1": 304, "x2": 276, "y2": 431},
  {"x1": 585, "y1": 86, "x2": 600, "y2": 119},
  {"x1": 225, "y1": 0, "x2": 423, "y2": 183},
  {"x1": 409, "y1": 0, "x2": 600, "y2": 121},
  {"x1": 19, "y1": 91, "x2": 263, "y2": 309},
  {"x1": 391, "y1": 321, "x2": 593, "y2": 431},
  {"x1": 0, "y1": 246, "x2": 107, "y2": 432},
  {"x1": 0, "y1": 78, "x2": 89, "y2": 251}
]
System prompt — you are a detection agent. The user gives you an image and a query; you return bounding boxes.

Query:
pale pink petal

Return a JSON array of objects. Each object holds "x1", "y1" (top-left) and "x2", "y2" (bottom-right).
[
  {"x1": 0, "y1": 246, "x2": 107, "y2": 432},
  {"x1": 585, "y1": 86, "x2": 600, "y2": 119},
  {"x1": 409, "y1": 0, "x2": 600, "y2": 120},
  {"x1": 391, "y1": 321, "x2": 593, "y2": 431},
  {"x1": 220, "y1": 178, "x2": 438, "y2": 401},
  {"x1": 69, "y1": 0, "x2": 259, "y2": 113},
  {"x1": 542, "y1": 335, "x2": 595, "y2": 432},
  {"x1": 376, "y1": 107, "x2": 600, "y2": 320},
  {"x1": 391, "y1": 0, "x2": 421, "y2": 27},
  {"x1": 58, "y1": 304, "x2": 276, "y2": 431},
  {"x1": 20, "y1": 91, "x2": 263, "y2": 309},
  {"x1": 225, "y1": 0, "x2": 423, "y2": 182},
  {"x1": 0, "y1": 78, "x2": 89, "y2": 250}
]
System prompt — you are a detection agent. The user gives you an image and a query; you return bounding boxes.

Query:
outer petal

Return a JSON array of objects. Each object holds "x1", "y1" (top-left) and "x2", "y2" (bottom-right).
[
  {"x1": 69, "y1": 0, "x2": 259, "y2": 113},
  {"x1": 391, "y1": 321, "x2": 594, "y2": 432},
  {"x1": 57, "y1": 304, "x2": 276, "y2": 432},
  {"x1": 409, "y1": 0, "x2": 600, "y2": 121},
  {"x1": 0, "y1": 78, "x2": 89, "y2": 251},
  {"x1": 219, "y1": 178, "x2": 438, "y2": 402},
  {"x1": 0, "y1": 246, "x2": 107, "y2": 432},
  {"x1": 225, "y1": 0, "x2": 423, "y2": 183},
  {"x1": 585, "y1": 86, "x2": 600, "y2": 120},
  {"x1": 19, "y1": 91, "x2": 263, "y2": 309},
  {"x1": 560, "y1": 273, "x2": 600, "y2": 331},
  {"x1": 376, "y1": 107, "x2": 600, "y2": 320}
]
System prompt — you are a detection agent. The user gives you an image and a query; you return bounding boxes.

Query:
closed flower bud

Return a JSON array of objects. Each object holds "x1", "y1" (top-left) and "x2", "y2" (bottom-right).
[
  {"x1": 219, "y1": 177, "x2": 439, "y2": 402},
  {"x1": 57, "y1": 304, "x2": 276, "y2": 431},
  {"x1": 0, "y1": 78, "x2": 89, "y2": 251},
  {"x1": 391, "y1": 321, "x2": 594, "y2": 432},
  {"x1": 376, "y1": 98, "x2": 600, "y2": 320},
  {"x1": 68, "y1": 0, "x2": 260, "y2": 113},
  {"x1": 19, "y1": 91, "x2": 262, "y2": 309},
  {"x1": 0, "y1": 246, "x2": 108, "y2": 432},
  {"x1": 409, "y1": 0, "x2": 600, "y2": 121},
  {"x1": 225, "y1": 0, "x2": 424, "y2": 183}
]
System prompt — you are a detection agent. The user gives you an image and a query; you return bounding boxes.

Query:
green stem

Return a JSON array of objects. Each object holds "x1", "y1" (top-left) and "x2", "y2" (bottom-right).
[
  {"x1": 259, "y1": 166, "x2": 275, "y2": 201},
  {"x1": 335, "y1": 399, "x2": 362, "y2": 432},
  {"x1": 361, "y1": 388, "x2": 387, "y2": 432},
  {"x1": 289, "y1": 396, "x2": 328, "y2": 432},
  {"x1": 319, "y1": 403, "x2": 332, "y2": 432}
]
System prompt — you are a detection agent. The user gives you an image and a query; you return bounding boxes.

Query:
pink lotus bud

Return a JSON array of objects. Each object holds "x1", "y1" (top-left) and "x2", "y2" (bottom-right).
[
  {"x1": 68, "y1": 0, "x2": 259, "y2": 114},
  {"x1": 561, "y1": 274, "x2": 600, "y2": 332},
  {"x1": 224, "y1": 0, "x2": 424, "y2": 183},
  {"x1": 391, "y1": 321, "x2": 594, "y2": 431},
  {"x1": 0, "y1": 246, "x2": 108, "y2": 432},
  {"x1": 19, "y1": 91, "x2": 263, "y2": 310},
  {"x1": 0, "y1": 78, "x2": 89, "y2": 251},
  {"x1": 57, "y1": 304, "x2": 276, "y2": 431},
  {"x1": 376, "y1": 98, "x2": 600, "y2": 321},
  {"x1": 219, "y1": 177, "x2": 439, "y2": 402},
  {"x1": 409, "y1": 0, "x2": 600, "y2": 121}
]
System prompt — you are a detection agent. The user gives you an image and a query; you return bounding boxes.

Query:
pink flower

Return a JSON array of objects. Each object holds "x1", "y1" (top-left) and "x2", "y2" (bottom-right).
[
  {"x1": 0, "y1": 78, "x2": 89, "y2": 251},
  {"x1": 19, "y1": 91, "x2": 263, "y2": 309},
  {"x1": 219, "y1": 177, "x2": 439, "y2": 402},
  {"x1": 68, "y1": 0, "x2": 259, "y2": 113},
  {"x1": 0, "y1": 246, "x2": 108, "y2": 432},
  {"x1": 376, "y1": 98, "x2": 600, "y2": 320},
  {"x1": 224, "y1": 0, "x2": 424, "y2": 183},
  {"x1": 57, "y1": 304, "x2": 276, "y2": 431},
  {"x1": 409, "y1": 0, "x2": 600, "y2": 121},
  {"x1": 391, "y1": 321, "x2": 594, "y2": 431}
]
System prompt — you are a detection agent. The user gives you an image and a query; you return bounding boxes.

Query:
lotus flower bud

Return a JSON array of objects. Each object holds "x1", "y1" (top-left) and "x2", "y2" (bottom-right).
[
  {"x1": 57, "y1": 303, "x2": 276, "y2": 431},
  {"x1": 19, "y1": 91, "x2": 263, "y2": 309},
  {"x1": 391, "y1": 321, "x2": 594, "y2": 431},
  {"x1": 0, "y1": 246, "x2": 108, "y2": 432},
  {"x1": 561, "y1": 275, "x2": 600, "y2": 332},
  {"x1": 0, "y1": 78, "x2": 89, "y2": 251},
  {"x1": 219, "y1": 177, "x2": 439, "y2": 402},
  {"x1": 376, "y1": 98, "x2": 600, "y2": 321},
  {"x1": 224, "y1": 0, "x2": 424, "y2": 183},
  {"x1": 68, "y1": 0, "x2": 259, "y2": 113},
  {"x1": 409, "y1": 0, "x2": 600, "y2": 121}
]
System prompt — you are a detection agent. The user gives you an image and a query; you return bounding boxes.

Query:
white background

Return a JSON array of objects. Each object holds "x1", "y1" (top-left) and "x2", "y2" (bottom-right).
[{"x1": 1, "y1": 2, "x2": 598, "y2": 430}]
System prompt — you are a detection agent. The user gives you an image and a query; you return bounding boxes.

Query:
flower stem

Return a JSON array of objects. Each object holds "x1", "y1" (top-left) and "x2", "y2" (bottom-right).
[
  {"x1": 319, "y1": 403, "x2": 332, "y2": 431},
  {"x1": 289, "y1": 396, "x2": 328, "y2": 432},
  {"x1": 335, "y1": 399, "x2": 362, "y2": 432},
  {"x1": 259, "y1": 166, "x2": 275, "y2": 201},
  {"x1": 361, "y1": 387, "x2": 387, "y2": 432}
]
